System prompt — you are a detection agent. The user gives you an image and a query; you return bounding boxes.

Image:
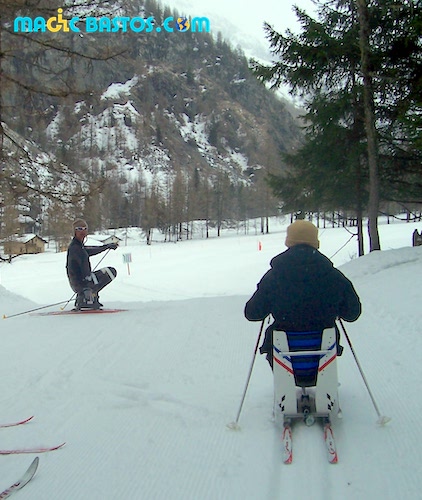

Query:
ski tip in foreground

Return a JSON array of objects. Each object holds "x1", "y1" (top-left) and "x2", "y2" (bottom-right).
[
  {"x1": 48, "y1": 442, "x2": 66, "y2": 452},
  {"x1": 226, "y1": 421, "x2": 241, "y2": 431},
  {"x1": 0, "y1": 456, "x2": 39, "y2": 499},
  {"x1": 0, "y1": 415, "x2": 35, "y2": 428},
  {"x1": 27, "y1": 456, "x2": 39, "y2": 480},
  {"x1": 0, "y1": 442, "x2": 65, "y2": 455},
  {"x1": 377, "y1": 415, "x2": 392, "y2": 426}
]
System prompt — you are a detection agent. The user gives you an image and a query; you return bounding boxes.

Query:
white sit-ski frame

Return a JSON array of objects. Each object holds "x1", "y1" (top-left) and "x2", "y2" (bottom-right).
[{"x1": 272, "y1": 328, "x2": 340, "y2": 425}]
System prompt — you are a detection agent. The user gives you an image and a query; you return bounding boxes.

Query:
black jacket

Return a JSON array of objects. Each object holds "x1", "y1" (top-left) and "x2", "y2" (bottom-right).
[
  {"x1": 66, "y1": 237, "x2": 108, "y2": 292},
  {"x1": 245, "y1": 244, "x2": 361, "y2": 332}
]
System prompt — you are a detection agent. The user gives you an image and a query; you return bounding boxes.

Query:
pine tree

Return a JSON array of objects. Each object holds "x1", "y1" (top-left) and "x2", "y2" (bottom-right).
[{"x1": 252, "y1": 0, "x2": 421, "y2": 253}]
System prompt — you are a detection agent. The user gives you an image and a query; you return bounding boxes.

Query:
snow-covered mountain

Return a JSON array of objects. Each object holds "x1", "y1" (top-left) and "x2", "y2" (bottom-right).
[{"x1": 2, "y1": 0, "x2": 302, "y2": 232}]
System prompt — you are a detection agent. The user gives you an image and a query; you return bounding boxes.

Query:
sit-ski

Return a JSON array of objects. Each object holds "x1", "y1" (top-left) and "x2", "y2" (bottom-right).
[{"x1": 272, "y1": 327, "x2": 340, "y2": 463}]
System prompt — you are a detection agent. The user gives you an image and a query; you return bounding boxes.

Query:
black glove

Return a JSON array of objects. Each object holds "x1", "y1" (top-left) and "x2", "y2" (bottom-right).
[{"x1": 107, "y1": 243, "x2": 118, "y2": 250}]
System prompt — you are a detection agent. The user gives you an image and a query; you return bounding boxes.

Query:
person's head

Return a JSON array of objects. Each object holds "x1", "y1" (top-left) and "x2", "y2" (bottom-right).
[
  {"x1": 72, "y1": 218, "x2": 88, "y2": 242},
  {"x1": 285, "y1": 220, "x2": 319, "y2": 249}
]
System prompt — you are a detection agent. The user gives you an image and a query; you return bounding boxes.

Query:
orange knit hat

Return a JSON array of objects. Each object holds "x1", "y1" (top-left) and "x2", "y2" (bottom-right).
[{"x1": 285, "y1": 220, "x2": 319, "y2": 249}]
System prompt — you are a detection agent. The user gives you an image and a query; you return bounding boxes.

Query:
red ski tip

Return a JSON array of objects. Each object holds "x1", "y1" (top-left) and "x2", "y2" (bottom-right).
[{"x1": 0, "y1": 416, "x2": 34, "y2": 428}]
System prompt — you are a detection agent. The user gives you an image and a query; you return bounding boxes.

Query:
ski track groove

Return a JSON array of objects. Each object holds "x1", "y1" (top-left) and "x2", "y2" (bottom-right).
[
  {"x1": 9, "y1": 297, "x2": 271, "y2": 499},
  {"x1": 1, "y1": 276, "x2": 421, "y2": 499}
]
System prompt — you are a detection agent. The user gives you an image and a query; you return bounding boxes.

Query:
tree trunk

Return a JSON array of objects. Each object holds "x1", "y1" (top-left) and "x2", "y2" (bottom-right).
[{"x1": 357, "y1": 0, "x2": 381, "y2": 251}]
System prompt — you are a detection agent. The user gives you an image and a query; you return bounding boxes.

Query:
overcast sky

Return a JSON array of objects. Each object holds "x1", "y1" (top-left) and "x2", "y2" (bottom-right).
[
  {"x1": 160, "y1": 0, "x2": 317, "y2": 101},
  {"x1": 161, "y1": 0, "x2": 317, "y2": 48}
]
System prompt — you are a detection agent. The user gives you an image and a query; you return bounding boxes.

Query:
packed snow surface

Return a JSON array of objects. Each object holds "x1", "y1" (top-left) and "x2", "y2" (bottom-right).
[{"x1": 0, "y1": 217, "x2": 421, "y2": 499}]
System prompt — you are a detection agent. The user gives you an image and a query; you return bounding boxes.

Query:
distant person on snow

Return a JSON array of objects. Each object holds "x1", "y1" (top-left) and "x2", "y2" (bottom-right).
[
  {"x1": 66, "y1": 219, "x2": 118, "y2": 310},
  {"x1": 244, "y1": 220, "x2": 361, "y2": 368}
]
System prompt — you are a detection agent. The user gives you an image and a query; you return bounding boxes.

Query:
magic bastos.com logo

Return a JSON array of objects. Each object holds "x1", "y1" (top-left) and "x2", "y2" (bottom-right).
[{"x1": 14, "y1": 8, "x2": 211, "y2": 33}]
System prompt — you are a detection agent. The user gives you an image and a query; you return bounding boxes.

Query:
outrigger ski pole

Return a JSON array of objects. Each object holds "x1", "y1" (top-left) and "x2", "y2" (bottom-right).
[
  {"x1": 338, "y1": 319, "x2": 391, "y2": 425},
  {"x1": 227, "y1": 318, "x2": 266, "y2": 430},
  {"x1": 3, "y1": 300, "x2": 69, "y2": 320}
]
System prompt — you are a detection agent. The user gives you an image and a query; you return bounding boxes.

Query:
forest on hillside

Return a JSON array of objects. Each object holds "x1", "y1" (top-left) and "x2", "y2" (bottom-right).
[
  {"x1": 0, "y1": 0, "x2": 301, "y2": 247},
  {"x1": 2, "y1": 0, "x2": 418, "y2": 255}
]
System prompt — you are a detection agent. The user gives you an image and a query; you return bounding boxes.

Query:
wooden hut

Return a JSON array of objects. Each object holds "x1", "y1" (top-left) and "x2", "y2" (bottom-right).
[{"x1": 3, "y1": 234, "x2": 47, "y2": 255}]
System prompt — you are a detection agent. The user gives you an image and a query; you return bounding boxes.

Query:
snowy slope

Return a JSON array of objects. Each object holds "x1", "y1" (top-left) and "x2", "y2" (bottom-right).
[{"x1": 0, "y1": 218, "x2": 421, "y2": 499}]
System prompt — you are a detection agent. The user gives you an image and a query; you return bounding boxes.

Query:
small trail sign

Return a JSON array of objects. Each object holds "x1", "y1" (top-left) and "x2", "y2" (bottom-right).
[{"x1": 123, "y1": 253, "x2": 132, "y2": 275}]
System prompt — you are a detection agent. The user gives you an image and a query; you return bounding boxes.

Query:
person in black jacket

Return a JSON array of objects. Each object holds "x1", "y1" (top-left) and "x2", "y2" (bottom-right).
[
  {"x1": 66, "y1": 219, "x2": 118, "y2": 310},
  {"x1": 244, "y1": 220, "x2": 361, "y2": 367}
]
